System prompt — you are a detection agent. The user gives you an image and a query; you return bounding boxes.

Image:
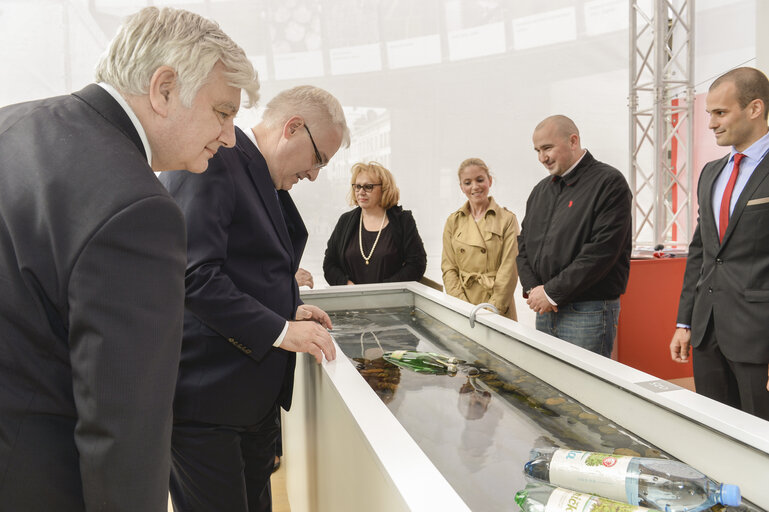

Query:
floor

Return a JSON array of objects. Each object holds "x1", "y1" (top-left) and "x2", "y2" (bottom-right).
[
  {"x1": 166, "y1": 461, "x2": 291, "y2": 512},
  {"x1": 272, "y1": 458, "x2": 291, "y2": 512}
]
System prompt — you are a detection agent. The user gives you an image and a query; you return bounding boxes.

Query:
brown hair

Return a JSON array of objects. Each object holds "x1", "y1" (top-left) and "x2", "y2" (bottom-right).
[
  {"x1": 711, "y1": 67, "x2": 769, "y2": 121},
  {"x1": 348, "y1": 162, "x2": 400, "y2": 209}
]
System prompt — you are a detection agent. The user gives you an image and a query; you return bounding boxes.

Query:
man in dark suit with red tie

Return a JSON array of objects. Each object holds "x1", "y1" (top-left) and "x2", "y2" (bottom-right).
[
  {"x1": 671, "y1": 67, "x2": 769, "y2": 420},
  {"x1": 160, "y1": 85, "x2": 348, "y2": 512}
]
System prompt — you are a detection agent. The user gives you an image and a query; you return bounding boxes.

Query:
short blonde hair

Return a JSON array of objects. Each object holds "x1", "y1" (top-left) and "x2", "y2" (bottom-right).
[
  {"x1": 457, "y1": 157, "x2": 492, "y2": 179},
  {"x1": 348, "y1": 162, "x2": 400, "y2": 209}
]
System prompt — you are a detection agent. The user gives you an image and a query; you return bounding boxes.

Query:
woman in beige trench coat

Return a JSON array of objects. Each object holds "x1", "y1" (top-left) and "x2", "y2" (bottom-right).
[{"x1": 441, "y1": 158, "x2": 520, "y2": 320}]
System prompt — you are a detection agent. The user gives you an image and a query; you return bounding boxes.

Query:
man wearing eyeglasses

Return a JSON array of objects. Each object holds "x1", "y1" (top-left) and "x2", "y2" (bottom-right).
[{"x1": 159, "y1": 85, "x2": 349, "y2": 512}]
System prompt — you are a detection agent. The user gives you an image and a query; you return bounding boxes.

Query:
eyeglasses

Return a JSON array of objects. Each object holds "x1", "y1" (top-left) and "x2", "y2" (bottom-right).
[
  {"x1": 352, "y1": 183, "x2": 382, "y2": 193},
  {"x1": 303, "y1": 124, "x2": 326, "y2": 170}
]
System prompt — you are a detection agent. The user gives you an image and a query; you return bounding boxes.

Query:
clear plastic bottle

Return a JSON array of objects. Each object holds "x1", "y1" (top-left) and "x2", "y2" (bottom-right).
[
  {"x1": 515, "y1": 482, "x2": 654, "y2": 512},
  {"x1": 382, "y1": 350, "x2": 461, "y2": 375},
  {"x1": 524, "y1": 448, "x2": 741, "y2": 512}
]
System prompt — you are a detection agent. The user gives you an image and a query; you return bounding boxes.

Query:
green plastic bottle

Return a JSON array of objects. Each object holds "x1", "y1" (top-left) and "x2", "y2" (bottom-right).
[{"x1": 382, "y1": 350, "x2": 462, "y2": 375}]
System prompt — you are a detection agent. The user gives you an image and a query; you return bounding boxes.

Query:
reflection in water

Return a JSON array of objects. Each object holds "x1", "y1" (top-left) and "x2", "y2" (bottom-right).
[
  {"x1": 458, "y1": 376, "x2": 492, "y2": 420},
  {"x1": 329, "y1": 306, "x2": 667, "y2": 511}
]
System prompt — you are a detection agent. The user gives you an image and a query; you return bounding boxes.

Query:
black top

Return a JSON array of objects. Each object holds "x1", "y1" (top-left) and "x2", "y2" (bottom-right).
[
  {"x1": 516, "y1": 150, "x2": 632, "y2": 305},
  {"x1": 345, "y1": 224, "x2": 400, "y2": 284},
  {"x1": 324, "y1": 206, "x2": 427, "y2": 285}
]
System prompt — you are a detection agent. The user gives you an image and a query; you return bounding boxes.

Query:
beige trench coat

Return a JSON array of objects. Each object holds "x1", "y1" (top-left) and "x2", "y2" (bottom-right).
[{"x1": 441, "y1": 197, "x2": 520, "y2": 320}]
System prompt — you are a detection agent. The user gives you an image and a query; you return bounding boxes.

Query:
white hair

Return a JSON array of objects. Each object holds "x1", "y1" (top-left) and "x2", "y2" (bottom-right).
[
  {"x1": 95, "y1": 6, "x2": 260, "y2": 108},
  {"x1": 263, "y1": 85, "x2": 350, "y2": 148}
]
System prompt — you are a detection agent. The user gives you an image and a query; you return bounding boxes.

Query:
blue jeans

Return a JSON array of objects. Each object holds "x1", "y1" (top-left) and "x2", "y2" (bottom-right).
[{"x1": 535, "y1": 299, "x2": 620, "y2": 358}]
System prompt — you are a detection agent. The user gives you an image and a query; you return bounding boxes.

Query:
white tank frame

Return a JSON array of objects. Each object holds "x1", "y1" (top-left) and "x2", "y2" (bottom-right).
[{"x1": 285, "y1": 282, "x2": 769, "y2": 511}]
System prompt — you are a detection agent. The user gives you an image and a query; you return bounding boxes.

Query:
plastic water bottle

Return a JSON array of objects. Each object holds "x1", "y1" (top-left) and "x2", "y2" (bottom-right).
[
  {"x1": 515, "y1": 482, "x2": 654, "y2": 512},
  {"x1": 524, "y1": 448, "x2": 741, "y2": 512}
]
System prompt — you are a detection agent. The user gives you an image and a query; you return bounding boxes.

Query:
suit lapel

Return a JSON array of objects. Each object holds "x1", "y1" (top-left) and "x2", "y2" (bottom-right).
[
  {"x1": 701, "y1": 155, "x2": 728, "y2": 250},
  {"x1": 241, "y1": 137, "x2": 294, "y2": 260},
  {"x1": 278, "y1": 189, "x2": 308, "y2": 265},
  {"x1": 72, "y1": 84, "x2": 146, "y2": 159},
  {"x1": 720, "y1": 152, "x2": 769, "y2": 247}
]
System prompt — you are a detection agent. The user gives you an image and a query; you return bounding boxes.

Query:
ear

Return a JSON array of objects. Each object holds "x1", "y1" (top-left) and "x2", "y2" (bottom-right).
[
  {"x1": 748, "y1": 98, "x2": 765, "y2": 121},
  {"x1": 148, "y1": 66, "x2": 178, "y2": 117},
  {"x1": 283, "y1": 115, "x2": 305, "y2": 138},
  {"x1": 569, "y1": 133, "x2": 580, "y2": 148}
]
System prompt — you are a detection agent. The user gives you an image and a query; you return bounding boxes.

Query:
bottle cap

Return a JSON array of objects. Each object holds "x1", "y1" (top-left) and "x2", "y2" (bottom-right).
[{"x1": 719, "y1": 484, "x2": 741, "y2": 506}]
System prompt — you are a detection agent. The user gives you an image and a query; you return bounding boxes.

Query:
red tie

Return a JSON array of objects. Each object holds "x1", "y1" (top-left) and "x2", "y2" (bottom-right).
[{"x1": 719, "y1": 153, "x2": 745, "y2": 242}]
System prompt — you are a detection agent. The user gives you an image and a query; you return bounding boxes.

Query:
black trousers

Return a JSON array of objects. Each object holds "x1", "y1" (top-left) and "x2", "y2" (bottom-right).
[
  {"x1": 169, "y1": 406, "x2": 280, "y2": 512},
  {"x1": 693, "y1": 317, "x2": 769, "y2": 421}
]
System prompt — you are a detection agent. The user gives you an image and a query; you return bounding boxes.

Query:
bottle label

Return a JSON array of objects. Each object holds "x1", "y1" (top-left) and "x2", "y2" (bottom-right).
[
  {"x1": 389, "y1": 350, "x2": 406, "y2": 360},
  {"x1": 545, "y1": 487, "x2": 648, "y2": 512},
  {"x1": 549, "y1": 449, "x2": 631, "y2": 502}
]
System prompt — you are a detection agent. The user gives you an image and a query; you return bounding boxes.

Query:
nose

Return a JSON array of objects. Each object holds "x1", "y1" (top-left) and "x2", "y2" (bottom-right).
[
  {"x1": 219, "y1": 119, "x2": 237, "y2": 148},
  {"x1": 538, "y1": 151, "x2": 547, "y2": 163},
  {"x1": 708, "y1": 115, "x2": 718, "y2": 130},
  {"x1": 307, "y1": 168, "x2": 320, "y2": 181}
]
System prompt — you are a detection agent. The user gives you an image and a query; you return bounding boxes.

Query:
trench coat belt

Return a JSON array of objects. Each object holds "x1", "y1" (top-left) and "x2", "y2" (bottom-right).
[{"x1": 460, "y1": 270, "x2": 497, "y2": 292}]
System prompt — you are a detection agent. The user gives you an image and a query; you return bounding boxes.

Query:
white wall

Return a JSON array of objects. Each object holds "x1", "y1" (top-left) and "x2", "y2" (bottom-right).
[{"x1": 0, "y1": 0, "x2": 757, "y2": 327}]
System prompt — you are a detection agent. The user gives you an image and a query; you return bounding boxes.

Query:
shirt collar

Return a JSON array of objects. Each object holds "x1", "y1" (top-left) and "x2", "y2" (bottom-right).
[
  {"x1": 560, "y1": 149, "x2": 587, "y2": 178},
  {"x1": 732, "y1": 129, "x2": 769, "y2": 163},
  {"x1": 96, "y1": 83, "x2": 152, "y2": 166}
]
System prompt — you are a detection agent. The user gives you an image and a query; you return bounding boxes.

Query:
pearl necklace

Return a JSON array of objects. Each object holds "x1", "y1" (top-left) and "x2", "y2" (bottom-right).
[{"x1": 359, "y1": 212, "x2": 386, "y2": 265}]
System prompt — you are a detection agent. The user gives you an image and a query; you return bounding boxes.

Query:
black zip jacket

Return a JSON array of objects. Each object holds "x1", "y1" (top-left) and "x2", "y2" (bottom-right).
[{"x1": 516, "y1": 151, "x2": 632, "y2": 305}]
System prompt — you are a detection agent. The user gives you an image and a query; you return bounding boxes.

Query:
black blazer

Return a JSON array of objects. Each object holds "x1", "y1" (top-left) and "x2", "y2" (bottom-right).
[
  {"x1": 0, "y1": 85, "x2": 186, "y2": 511},
  {"x1": 323, "y1": 206, "x2": 427, "y2": 285},
  {"x1": 677, "y1": 152, "x2": 769, "y2": 363},
  {"x1": 160, "y1": 127, "x2": 305, "y2": 426}
]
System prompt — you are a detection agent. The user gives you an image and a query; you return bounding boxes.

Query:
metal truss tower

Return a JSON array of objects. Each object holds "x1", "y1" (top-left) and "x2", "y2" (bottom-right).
[{"x1": 629, "y1": 0, "x2": 695, "y2": 250}]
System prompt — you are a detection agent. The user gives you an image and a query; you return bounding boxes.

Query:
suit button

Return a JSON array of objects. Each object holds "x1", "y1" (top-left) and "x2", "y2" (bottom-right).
[
  {"x1": 460, "y1": 248, "x2": 465, "y2": 253},
  {"x1": 708, "y1": 287, "x2": 713, "y2": 293},
  {"x1": 715, "y1": 258, "x2": 723, "y2": 264},
  {"x1": 480, "y1": 248, "x2": 486, "y2": 254},
  {"x1": 228, "y1": 337, "x2": 235, "y2": 342}
]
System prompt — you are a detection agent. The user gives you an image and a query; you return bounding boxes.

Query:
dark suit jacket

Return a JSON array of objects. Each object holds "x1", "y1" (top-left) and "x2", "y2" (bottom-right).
[
  {"x1": 677, "y1": 152, "x2": 769, "y2": 363},
  {"x1": 322, "y1": 205, "x2": 427, "y2": 285},
  {"x1": 160, "y1": 126, "x2": 305, "y2": 426},
  {"x1": 0, "y1": 85, "x2": 186, "y2": 511}
]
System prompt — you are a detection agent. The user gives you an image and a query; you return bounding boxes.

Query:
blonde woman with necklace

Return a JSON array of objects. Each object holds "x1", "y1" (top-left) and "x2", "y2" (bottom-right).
[
  {"x1": 442, "y1": 157, "x2": 520, "y2": 320},
  {"x1": 324, "y1": 162, "x2": 427, "y2": 285}
]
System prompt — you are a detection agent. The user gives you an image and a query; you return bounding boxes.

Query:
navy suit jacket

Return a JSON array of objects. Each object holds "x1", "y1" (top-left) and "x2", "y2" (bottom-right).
[
  {"x1": 0, "y1": 85, "x2": 186, "y2": 511},
  {"x1": 677, "y1": 151, "x2": 769, "y2": 363},
  {"x1": 160, "y1": 127, "x2": 306, "y2": 425}
]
